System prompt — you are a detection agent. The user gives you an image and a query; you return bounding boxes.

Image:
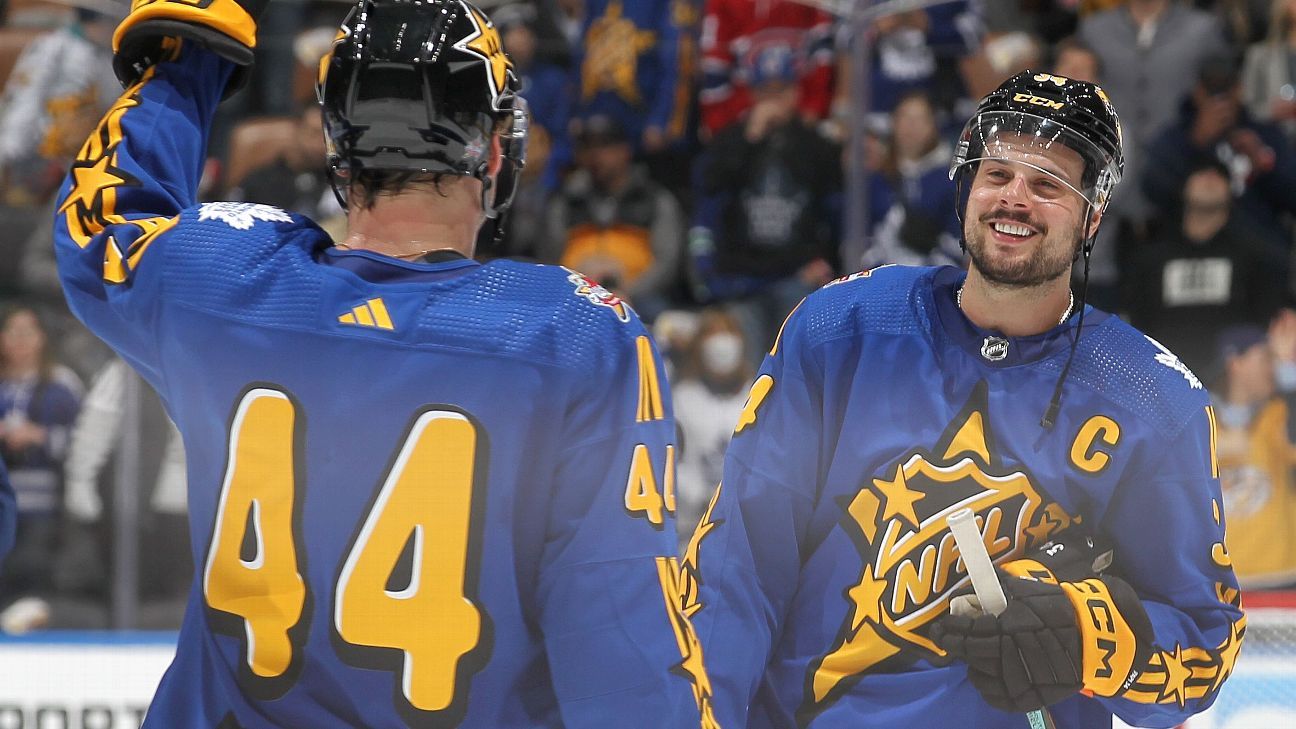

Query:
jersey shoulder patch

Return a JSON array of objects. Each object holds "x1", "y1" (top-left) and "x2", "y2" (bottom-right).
[
  {"x1": 428, "y1": 261, "x2": 649, "y2": 375},
  {"x1": 561, "y1": 267, "x2": 633, "y2": 323}
]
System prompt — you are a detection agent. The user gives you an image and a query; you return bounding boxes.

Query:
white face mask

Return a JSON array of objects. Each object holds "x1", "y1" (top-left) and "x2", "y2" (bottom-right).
[{"x1": 701, "y1": 332, "x2": 743, "y2": 375}]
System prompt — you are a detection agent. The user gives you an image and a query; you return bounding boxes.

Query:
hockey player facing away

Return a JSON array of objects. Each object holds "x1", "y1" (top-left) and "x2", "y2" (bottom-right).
[
  {"x1": 682, "y1": 72, "x2": 1245, "y2": 728},
  {"x1": 52, "y1": 0, "x2": 716, "y2": 726}
]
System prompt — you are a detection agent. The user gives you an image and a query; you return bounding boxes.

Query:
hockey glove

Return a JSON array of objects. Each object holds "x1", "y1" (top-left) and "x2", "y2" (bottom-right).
[
  {"x1": 932, "y1": 572, "x2": 1157, "y2": 712},
  {"x1": 933, "y1": 572, "x2": 1084, "y2": 712},
  {"x1": 112, "y1": 0, "x2": 268, "y2": 93},
  {"x1": 1000, "y1": 526, "x2": 1115, "y2": 584}
]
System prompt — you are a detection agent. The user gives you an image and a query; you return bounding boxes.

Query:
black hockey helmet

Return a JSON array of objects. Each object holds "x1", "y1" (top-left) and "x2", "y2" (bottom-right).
[
  {"x1": 949, "y1": 71, "x2": 1124, "y2": 226},
  {"x1": 317, "y1": 0, "x2": 528, "y2": 216}
]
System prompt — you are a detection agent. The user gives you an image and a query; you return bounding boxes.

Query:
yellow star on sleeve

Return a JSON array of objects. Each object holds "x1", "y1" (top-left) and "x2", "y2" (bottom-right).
[
  {"x1": 60, "y1": 152, "x2": 129, "y2": 215},
  {"x1": 1158, "y1": 644, "x2": 1192, "y2": 707}
]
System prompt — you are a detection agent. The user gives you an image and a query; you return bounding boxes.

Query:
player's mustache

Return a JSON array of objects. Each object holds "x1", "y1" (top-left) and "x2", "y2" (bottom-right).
[{"x1": 979, "y1": 208, "x2": 1044, "y2": 231}]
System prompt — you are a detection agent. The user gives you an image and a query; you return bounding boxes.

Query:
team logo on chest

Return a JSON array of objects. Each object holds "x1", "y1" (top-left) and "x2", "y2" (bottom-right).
[{"x1": 803, "y1": 381, "x2": 1079, "y2": 721}]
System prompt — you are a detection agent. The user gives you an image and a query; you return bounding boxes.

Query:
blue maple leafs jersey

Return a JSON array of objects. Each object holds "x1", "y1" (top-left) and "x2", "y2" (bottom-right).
[
  {"x1": 53, "y1": 45, "x2": 715, "y2": 728},
  {"x1": 685, "y1": 264, "x2": 1245, "y2": 729}
]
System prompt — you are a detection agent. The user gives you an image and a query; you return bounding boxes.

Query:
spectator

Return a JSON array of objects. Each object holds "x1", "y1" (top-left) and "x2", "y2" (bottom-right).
[
  {"x1": 1079, "y1": 0, "x2": 1229, "y2": 229},
  {"x1": 1209, "y1": 0, "x2": 1271, "y2": 48},
  {"x1": 541, "y1": 113, "x2": 684, "y2": 319},
  {"x1": 958, "y1": 28, "x2": 1044, "y2": 104},
  {"x1": 0, "y1": 306, "x2": 82, "y2": 633},
  {"x1": 569, "y1": 0, "x2": 686, "y2": 155},
  {"x1": 691, "y1": 43, "x2": 840, "y2": 351},
  {"x1": 1210, "y1": 325, "x2": 1296, "y2": 590},
  {"x1": 1143, "y1": 54, "x2": 1296, "y2": 252},
  {"x1": 849, "y1": 2, "x2": 981, "y2": 130},
  {"x1": 1241, "y1": 0, "x2": 1296, "y2": 145},
  {"x1": 0, "y1": 4, "x2": 121, "y2": 205},
  {"x1": 672, "y1": 307, "x2": 752, "y2": 543},
  {"x1": 980, "y1": 0, "x2": 1077, "y2": 46},
  {"x1": 487, "y1": 2, "x2": 573, "y2": 260},
  {"x1": 1052, "y1": 35, "x2": 1102, "y2": 84},
  {"x1": 860, "y1": 89, "x2": 962, "y2": 269},
  {"x1": 228, "y1": 101, "x2": 342, "y2": 226},
  {"x1": 699, "y1": 0, "x2": 834, "y2": 138},
  {"x1": 1127, "y1": 161, "x2": 1283, "y2": 375},
  {"x1": 57, "y1": 357, "x2": 189, "y2": 620},
  {"x1": 1047, "y1": 36, "x2": 1126, "y2": 310}
]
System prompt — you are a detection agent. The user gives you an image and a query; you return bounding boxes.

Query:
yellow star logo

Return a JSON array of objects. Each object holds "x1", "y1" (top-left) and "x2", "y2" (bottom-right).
[
  {"x1": 60, "y1": 151, "x2": 129, "y2": 215},
  {"x1": 872, "y1": 463, "x2": 926, "y2": 529},
  {"x1": 847, "y1": 565, "x2": 887, "y2": 630},
  {"x1": 580, "y1": 0, "x2": 657, "y2": 103},
  {"x1": 1023, "y1": 515, "x2": 1060, "y2": 548},
  {"x1": 1158, "y1": 644, "x2": 1192, "y2": 707},
  {"x1": 1210, "y1": 619, "x2": 1245, "y2": 693},
  {"x1": 454, "y1": 2, "x2": 512, "y2": 109}
]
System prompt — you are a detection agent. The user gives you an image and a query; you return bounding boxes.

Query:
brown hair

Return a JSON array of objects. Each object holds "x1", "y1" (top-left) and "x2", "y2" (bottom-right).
[
  {"x1": 348, "y1": 170, "x2": 457, "y2": 211},
  {"x1": 0, "y1": 305, "x2": 56, "y2": 385}
]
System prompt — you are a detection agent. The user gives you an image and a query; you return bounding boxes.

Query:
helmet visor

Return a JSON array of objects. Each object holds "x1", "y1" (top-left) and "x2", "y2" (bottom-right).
[{"x1": 949, "y1": 110, "x2": 1122, "y2": 210}]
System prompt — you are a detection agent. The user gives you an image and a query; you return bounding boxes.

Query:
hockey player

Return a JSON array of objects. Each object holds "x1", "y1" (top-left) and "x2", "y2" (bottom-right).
[
  {"x1": 52, "y1": 0, "x2": 714, "y2": 726},
  {"x1": 683, "y1": 71, "x2": 1244, "y2": 728}
]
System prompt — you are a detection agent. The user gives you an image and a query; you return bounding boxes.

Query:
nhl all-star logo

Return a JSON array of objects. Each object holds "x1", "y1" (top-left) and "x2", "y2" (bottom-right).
[{"x1": 981, "y1": 336, "x2": 1009, "y2": 361}]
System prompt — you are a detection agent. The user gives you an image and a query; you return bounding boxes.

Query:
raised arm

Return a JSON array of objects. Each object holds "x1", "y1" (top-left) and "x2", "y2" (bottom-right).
[{"x1": 53, "y1": 0, "x2": 266, "y2": 380}]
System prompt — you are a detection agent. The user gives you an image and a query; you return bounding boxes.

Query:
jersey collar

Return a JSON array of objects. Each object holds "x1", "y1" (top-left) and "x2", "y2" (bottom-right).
[{"x1": 928, "y1": 266, "x2": 1108, "y2": 368}]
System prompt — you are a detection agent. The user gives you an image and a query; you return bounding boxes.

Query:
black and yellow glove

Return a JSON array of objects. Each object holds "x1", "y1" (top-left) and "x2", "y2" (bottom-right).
[
  {"x1": 112, "y1": 0, "x2": 269, "y2": 92},
  {"x1": 931, "y1": 528, "x2": 1154, "y2": 712},
  {"x1": 933, "y1": 572, "x2": 1155, "y2": 712}
]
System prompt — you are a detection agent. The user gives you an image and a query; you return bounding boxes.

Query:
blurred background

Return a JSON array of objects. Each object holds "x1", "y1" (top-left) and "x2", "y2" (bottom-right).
[{"x1": 0, "y1": 0, "x2": 1292, "y2": 725}]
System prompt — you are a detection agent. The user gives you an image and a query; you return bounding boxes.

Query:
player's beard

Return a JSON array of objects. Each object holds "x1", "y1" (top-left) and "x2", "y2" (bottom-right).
[{"x1": 963, "y1": 209, "x2": 1083, "y2": 288}]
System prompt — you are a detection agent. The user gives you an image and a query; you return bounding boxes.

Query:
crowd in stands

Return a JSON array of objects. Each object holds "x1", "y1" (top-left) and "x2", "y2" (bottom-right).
[{"x1": 0, "y1": 0, "x2": 1293, "y2": 631}]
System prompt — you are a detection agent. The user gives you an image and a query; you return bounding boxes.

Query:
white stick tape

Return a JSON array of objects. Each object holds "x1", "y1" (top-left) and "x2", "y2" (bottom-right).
[{"x1": 947, "y1": 508, "x2": 1008, "y2": 617}]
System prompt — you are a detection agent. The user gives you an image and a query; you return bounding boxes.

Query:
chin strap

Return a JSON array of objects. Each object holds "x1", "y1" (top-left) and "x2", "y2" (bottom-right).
[{"x1": 1040, "y1": 203, "x2": 1097, "y2": 430}]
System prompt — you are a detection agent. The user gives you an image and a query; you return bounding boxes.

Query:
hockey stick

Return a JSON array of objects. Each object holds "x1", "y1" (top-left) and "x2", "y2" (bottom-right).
[{"x1": 947, "y1": 508, "x2": 1057, "y2": 729}]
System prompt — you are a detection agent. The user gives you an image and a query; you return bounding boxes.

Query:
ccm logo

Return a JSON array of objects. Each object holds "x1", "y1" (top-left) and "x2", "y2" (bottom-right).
[{"x1": 1013, "y1": 92, "x2": 1065, "y2": 110}]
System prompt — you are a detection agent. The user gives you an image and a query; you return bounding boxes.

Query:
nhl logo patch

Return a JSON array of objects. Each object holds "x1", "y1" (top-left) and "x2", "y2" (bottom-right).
[{"x1": 981, "y1": 336, "x2": 1009, "y2": 361}]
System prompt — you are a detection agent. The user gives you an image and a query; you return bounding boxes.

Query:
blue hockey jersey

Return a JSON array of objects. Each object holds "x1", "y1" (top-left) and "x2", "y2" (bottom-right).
[
  {"x1": 684, "y1": 264, "x2": 1245, "y2": 728},
  {"x1": 53, "y1": 45, "x2": 715, "y2": 728}
]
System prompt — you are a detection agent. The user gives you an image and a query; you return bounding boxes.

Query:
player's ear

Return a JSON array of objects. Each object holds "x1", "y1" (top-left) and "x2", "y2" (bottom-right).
[{"x1": 1085, "y1": 207, "x2": 1104, "y2": 239}]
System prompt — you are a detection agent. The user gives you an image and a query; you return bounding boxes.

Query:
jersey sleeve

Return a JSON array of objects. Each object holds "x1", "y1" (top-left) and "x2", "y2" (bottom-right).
[
  {"x1": 1096, "y1": 403, "x2": 1245, "y2": 726},
  {"x1": 52, "y1": 42, "x2": 232, "y2": 385},
  {"x1": 536, "y1": 318, "x2": 716, "y2": 728},
  {"x1": 682, "y1": 300, "x2": 822, "y2": 726}
]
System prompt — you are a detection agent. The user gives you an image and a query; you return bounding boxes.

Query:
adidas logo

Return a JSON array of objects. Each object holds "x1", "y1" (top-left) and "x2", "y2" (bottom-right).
[{"x1": 339, "y1": 298, "x2": 394, "y2": 330}]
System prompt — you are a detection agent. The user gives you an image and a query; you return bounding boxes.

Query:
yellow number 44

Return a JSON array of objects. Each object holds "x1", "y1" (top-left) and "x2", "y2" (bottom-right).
[
  {"x1": 625, "y1": 443, "x2": 676, "y2": 527},
  {"x1": 203, "y1": 387, "x2": 490, "y2": 720}
]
